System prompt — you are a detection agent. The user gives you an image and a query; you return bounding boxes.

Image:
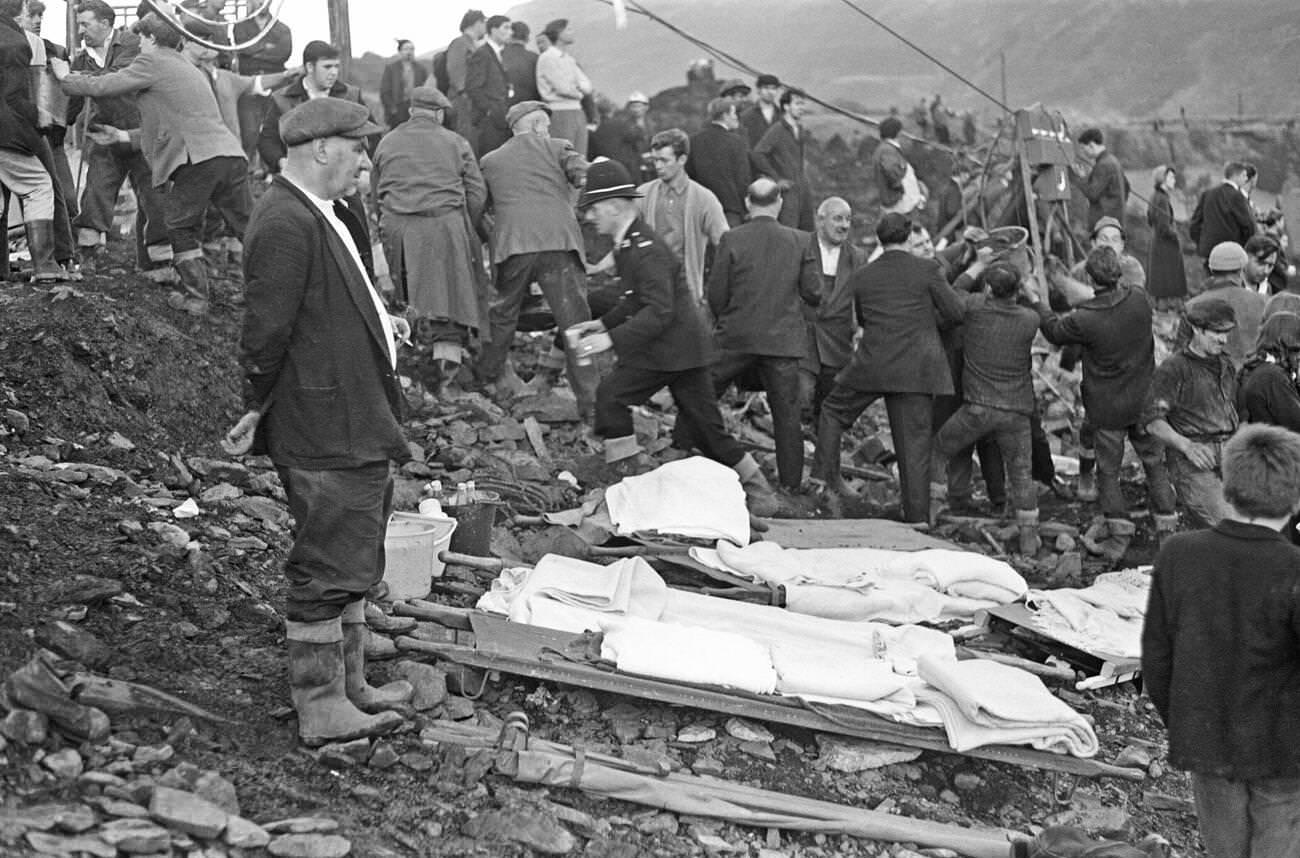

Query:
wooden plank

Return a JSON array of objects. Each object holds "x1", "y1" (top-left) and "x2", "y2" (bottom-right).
[
  {"x1": 523, "y1": 416, "x2": 550, "y2": 460},
  {"x1": 759, "y1": 519, "x2": 954, "y2": 551},
  {"x1": 395, "y1": 613, "x2": 1141, "y2": 782}
]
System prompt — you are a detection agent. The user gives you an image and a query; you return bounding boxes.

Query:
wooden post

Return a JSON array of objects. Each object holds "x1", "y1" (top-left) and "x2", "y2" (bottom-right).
[
  {"x1": 67, "y1": 0, "x2": 78, "y2": 57},
  {"x1": 327, "y1": 0, "x2": 352, "y2": 79},
  {"x1": 1015, "y1": 121, "x2": 1048, "y2": 300}
]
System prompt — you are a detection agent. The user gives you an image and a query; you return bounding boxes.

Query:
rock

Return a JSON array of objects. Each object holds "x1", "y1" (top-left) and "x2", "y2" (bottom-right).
[
  {"x1": 738, "y1": 740, "x2": 777, "y2": 762},
  {"x1": 695, "y1": 832, "x2": 740, "y2": 852},
  {"x1": 368, "y1": 742, "x2": 400, "y2": 770},
  {"x1": 952, "y1": 772, "x2": 983, "y2": 792},
  {"x1": 390, "y1": 661, "x2": 447, "y2": 710},
  {"x1": 610, "y1": 720, "x2": 641, "y2": 745},
  {"x1": 46, "y1": 575, "x2": 123, "y2": 604},
  {"x1": 94, "y1": 799, "x2": 150, "y2": 818},
  {"x1": 515, "y1": 391, "x2": 581, "y2": 423},
  {"x1": 1148, "y1": 760, "x2": 1164, "y2": 779},
  {"x1": 42, "y1": 749, "x2": 84, "y2": 779},
  {"x1": 1044, "y1": 795, "x2": 1132, "y2": 838},
  {"x1": 267, "y1": 834, "x2": 353, "y2": 858},
  {"x1": 1114, "y1": 744, "x2": 1153, "y2": 770},
  {"x1": 25, "y1": 832, "x2": 115, "y2": 857},
  {"x1": 919, "y1": 850, "x2": 960, "y2": 858},
  {"x1": 264, "y1": 818, "x2": 341, "y2": 835},
  {"x1": 235, "y1": 496, "x2": 291, "y2": 527},
  {"x1": 149, "y1": 786, "x2": 228, "y2": 839},
  {"x1": 34, "y1": 620, "x2": 112, "y2": 667},
  {"x1": 2, "y1": 709, "x2": 49, "y2": 744},
  {"x1": 1054, "y1": 533, "x2": 1076, "y2": 552},
  {"x1": 815, "y1": 736, "x2": 922, "y2": 773},
  {"x1": 691, "y1": 756, "x2": 725, "y2": 777},
  {"x1": 4, "y1": 408, "x2": 30, "y2": 433},
  {"x1": 635, "y1": 812, "x2": 678, "y2": 836},
  {"x1": 131, "y1": 743, "x2": 174, "y2": 767},
  {"x1": 939, "y1": 789, "x2": 961, "y2": 805},
  {"x1": 148, "y1": 522, "x2": 193, "y2": 549},
  {"x1": 462, "y1": 809, "x2": 575, "y2": 854},
  {"x1": 97, "y1": 819, "x2": 172, "y2": 854},
  {"x1": 317, "y1": 739, "x2": 370, "y2": 768},
  {"x1": 675, "y1": 725, "x2": 716, "y2": 744},
  {"x1": 548, "y1": 803, "x2": 601, "y2": 838},
  {"x1": 193, "y1": 459, "x2": 251, "y2": 487},
  {"x1": 583, "y1": 837, "x2": 641, "y2": 858},
  {"x1": 223, "y1": 816, "x2": 271, "y2": 849},
  {"x1": 1142, "y1": 791, "x2": 1194, "y2": 814},
  {"x1": 399, "y1": 751, "x2": 434, "y2": 771},
  {"x1": 723, "y1": 718, "x2": 772, "y2": 743},
  {"x1": 444, "y1": 696, "x2": 476, "y2": 720},
  {"x1": 620, "y1": 746, "x2": 673, "y2": 774},
  {"x1": 105, "y1": 432, "x2": 135, "y2": 450},
  {"x1": 200, "y1": 483, "x2": 244, "y2": 503}
]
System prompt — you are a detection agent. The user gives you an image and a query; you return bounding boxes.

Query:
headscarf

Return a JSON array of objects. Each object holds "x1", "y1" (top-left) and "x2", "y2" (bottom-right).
[{"x1": 1151, "y1": 164, "x2": 1173, "y2": 191}]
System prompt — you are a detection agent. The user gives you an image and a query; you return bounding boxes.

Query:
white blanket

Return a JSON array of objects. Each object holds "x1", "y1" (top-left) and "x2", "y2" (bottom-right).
[
  {"x1": 598, "y1": 615, "x2": 777, "y2": 694},
  {"x1": 916, "y1": 655, "x2": 1098, "y2": 757},
  {"x1": 476, "y1": 555, "x2": 668, "y2": 633},
  {"x1": 1024, "y1": 567, "x2": 1152, "y2": 660},
  {"x1": 604, "y1": 457, "x2": 751, "y2": 544}
]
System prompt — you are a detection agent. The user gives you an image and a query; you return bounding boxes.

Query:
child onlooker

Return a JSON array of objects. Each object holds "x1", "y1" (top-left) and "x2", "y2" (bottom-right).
[{"x1": 1142, "y1": 423, "x2": 1300, "y2": 858}]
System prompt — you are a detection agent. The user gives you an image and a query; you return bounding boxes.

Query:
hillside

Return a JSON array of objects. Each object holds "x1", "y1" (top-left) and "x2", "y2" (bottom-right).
[{"x1": 502, "y1": 0, "x2": 1300, "y2": 121}]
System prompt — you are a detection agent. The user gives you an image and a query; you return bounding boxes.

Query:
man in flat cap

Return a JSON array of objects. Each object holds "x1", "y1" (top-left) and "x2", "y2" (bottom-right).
[
  {"x1": 372, "y1": 85, "x2": 487, "y2": 394},
  {"x1": 1146, "y1": 297, "x2": 1239, "y2": 528},
  {"x1": 223, "y1": 97, "x2": 414, "y2": 747},
  {"x1": 52, "y1": 11, "x2": 251, "y2": 314},
  {"x1": 569, "y1": 159, "x2": 779, "y2": 513},
  {"x1": 740, "y1": 72, "x2": 781, "y2": 149},
  {"x1": 476, "y1": 100, "x2": 597, "y2": 411},
  {"x1": 1180, "y1": 241, "x2": 1265, "y2": 371}
]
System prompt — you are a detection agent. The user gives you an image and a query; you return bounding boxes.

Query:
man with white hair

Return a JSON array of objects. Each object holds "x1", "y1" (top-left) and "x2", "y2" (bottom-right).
[{"x1": 476, "y1": 100, "x2": 597, "y2": 412}]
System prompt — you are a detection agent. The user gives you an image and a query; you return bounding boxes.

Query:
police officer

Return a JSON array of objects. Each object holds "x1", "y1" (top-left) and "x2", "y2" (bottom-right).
[{"x1": 569, "y1": 159, "x2": 779, "y2": 515}]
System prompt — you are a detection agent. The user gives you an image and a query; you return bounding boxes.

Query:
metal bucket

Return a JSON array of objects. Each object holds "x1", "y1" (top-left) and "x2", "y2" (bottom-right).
[
  {"x1": 978, "y1": 226, "x2": 1033, "y2": 280},
  {"x1": 444, "y1": 490, "x2": 503, "y2": 556}
]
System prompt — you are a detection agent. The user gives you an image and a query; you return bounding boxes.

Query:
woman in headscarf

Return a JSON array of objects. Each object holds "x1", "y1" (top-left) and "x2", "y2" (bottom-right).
[{"x1": 1146, "y1": 164, "x2": 1187, "y2": 309}]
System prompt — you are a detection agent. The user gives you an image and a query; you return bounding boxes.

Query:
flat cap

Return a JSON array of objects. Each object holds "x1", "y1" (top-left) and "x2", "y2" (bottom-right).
[
  {"x1": 718, "y1": 78, "x2": 750, "y2": 97},
  {"x1": 1185, "y1": 297, "x2": 1237, "y2": 332},
  {"x1": 410, "y1": 85, "x2": 451, "y2": 111},
  {"x1": 1208, "y1": 241, "x2": 1248, "y2": 272},
  {"x1": 1090, "y1": 215, "x2": 1125, "y2": 238},
  {"x1": 755, "y1": 73, "x2": 780, "y2": 88},
  {"x1": 626, "y1": 91, "x2": 649, "y2": 105},
  {"x1": 506, "y1": 99, "x2": 551, "y2": 129},
  {"x1": 280, "y1": 97, "x2": 382, "y2": 146}
]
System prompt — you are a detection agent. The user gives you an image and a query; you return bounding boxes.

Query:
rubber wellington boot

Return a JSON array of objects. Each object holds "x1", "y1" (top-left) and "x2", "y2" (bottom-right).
[
  {"x1": 340, "y1": 601, "x2": 413, "y2": 713},
  {"x1": 167, "y1": 256, "x2": 210, "y2": 315},
  {"x1": 1016, "y1": 508, "x2": 1042, "y2": 557},
  {"x1": 1094, "y1": 518, "x2": 1136, "y2": 563},
  {"x1": 734, "y1": 452, "x2": 780, "y2": 518},
  {"x1": 1153, "y1": 513, "x2": 1179, "y2": 550},
  {"x1": 25, "y1": 220, "x2": 68, "y2": 283},
  {"x1": 929, "y1": 481, "x2": 948, "y2": 525},
  {"x1": 286, "y1": 616, "x2": 403, "y2": 747}
]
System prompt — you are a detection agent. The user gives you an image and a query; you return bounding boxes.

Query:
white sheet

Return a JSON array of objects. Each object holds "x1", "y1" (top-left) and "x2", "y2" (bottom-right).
[
  {"x1": 604, "y1": 457, "x2": 751, "y2": 544},
  {"x1": 1023, "y1": 566, "x2": 1152, "y2": 661},
  {"x1": 598, "y1": 615, "x2": 777, "y2": 694}
]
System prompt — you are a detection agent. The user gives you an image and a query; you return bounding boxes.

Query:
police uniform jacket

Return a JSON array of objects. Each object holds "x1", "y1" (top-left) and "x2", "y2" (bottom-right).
[{"x1": 600, "y1": 218, "x2": 713, "y2": 372}]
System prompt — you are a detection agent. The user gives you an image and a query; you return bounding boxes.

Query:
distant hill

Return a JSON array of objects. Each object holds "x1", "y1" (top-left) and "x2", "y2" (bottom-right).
[{"x1": 504, "y1": 0, "x2": 1300, "y2": 121}]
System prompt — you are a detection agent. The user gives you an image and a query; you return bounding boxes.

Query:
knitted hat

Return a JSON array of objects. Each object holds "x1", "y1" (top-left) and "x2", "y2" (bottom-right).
[
  {"x1": 1185, "y1": 298, "x2": 1237, "y2": 332},
  {"x1": 1208, "y1": 241, "x2": 1248, "y2": 272}
]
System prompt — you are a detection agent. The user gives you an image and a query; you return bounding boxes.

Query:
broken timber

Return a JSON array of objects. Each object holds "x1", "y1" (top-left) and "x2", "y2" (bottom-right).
[{"x1": 397, "y1": 611, "x2": 1142, "y2": 782}]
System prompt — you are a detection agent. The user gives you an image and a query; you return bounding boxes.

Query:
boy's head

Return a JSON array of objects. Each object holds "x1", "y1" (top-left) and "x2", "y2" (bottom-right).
[{"x1": 1222, "y1": 424, "x2": 1300, "y2": 519}]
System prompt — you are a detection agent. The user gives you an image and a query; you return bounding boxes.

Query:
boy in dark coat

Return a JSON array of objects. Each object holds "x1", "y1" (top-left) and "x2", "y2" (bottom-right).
[{"x1": 1142, "y1": 422, "x2": 1300, "y2": 858}]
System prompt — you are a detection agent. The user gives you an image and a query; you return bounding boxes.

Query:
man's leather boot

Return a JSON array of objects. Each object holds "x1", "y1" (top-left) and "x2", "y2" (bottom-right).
[
  {"x1": 734, "y1": 452, "x2": 780, "y2": 518},
  {"x1": 1016, "y1": 508, "x2": 1043, "y2": 557},
  {"x1": 1153, "y1": 513, "x2": 1179, "y2": 550},
  {"x1": 1095, "y1": 517, "x2": 1136, "y2": 563},
  {"x1": 286, "y1": 615, "x2": 403, "y2": 747},
  {"x1": 340, "y1": 601, "x2": 413, "y2": 713},
  {"x1": 168, "y1": 256, "x2": 210, "y2": 315},
  {"x1": 25, "y1": 220, "x2": 67, "y2": 282}
]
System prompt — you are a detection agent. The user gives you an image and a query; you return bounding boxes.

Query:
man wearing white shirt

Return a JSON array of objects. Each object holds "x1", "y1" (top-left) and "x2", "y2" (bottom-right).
[
  {"x1": 535, "y1": 18, "x2": 591, "y2": 154},
  {"x1": 224, "y1": 97, "x2": 413, "y2": 749},
  {"x1": 802, "y1": 196, "x2": 863, "y2": 422}
]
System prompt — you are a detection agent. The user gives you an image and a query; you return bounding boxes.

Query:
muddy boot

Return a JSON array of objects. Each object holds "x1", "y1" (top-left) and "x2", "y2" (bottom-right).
[
  {"x1": 286, "y1": 616, "x2": 403, "y2": 747},
  {"x1": 75, "y1": 244, "x2": 101, "y2": 275},
  {"x1": 734, "y1": 452, "x2": 780, "y2": 518},
  {"x1": 1075, "y1": 453, "x2": 1098, "y2": 502},
  {"x1": 167, "y1": 256, "x2": 210, "y2": 315},
  {"x1": 340, "y1": 601, "x2": 413, "y2": 713},
  {"x1": 1153, "y1": 513, "x2": 1179, "y2": 550},
  {"x1": 1016, "y1": 508, "x2": 1042, "y2": 557},
  {"x1": 1085, "y1": 517, "x2": 1136, "y2": 563},
  {"x1": 25, "y1": 220, "x2": 68, "y2": 283}
]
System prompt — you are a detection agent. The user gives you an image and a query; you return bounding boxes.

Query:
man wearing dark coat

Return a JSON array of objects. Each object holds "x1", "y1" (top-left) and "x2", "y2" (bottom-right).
[
  {"x1": 686, "y1": 98, "x2": 751, "y2": 227},
  {"x1": 752, "y1": 89, "x2": 812, "y2": 231},
  {"x1": 802, "y1": 196, "x2": 863, "y2": 422},
  {"x1": 569, "y1": 159, "x2": 779, "y2": 514},
  {"x1": 223, "y1": 98, "x2": 413, "y2": 748},
  {"x1": 501, "y1": 21, "x2": 538, "y2": 105},
  {"x1": 815, "y1": 213, "x2": 966, "y2": 524},
  {"x1": 464, "y1": 15, "x2": 512, "y2": 157},
  {"x1": 1190, "y1": 162, "x2": 1258, "y2": 263},
  {"x1": 739, "y1": 72, "x2": 781, "y2": 149},
  {"x1": 378, "y1": 40, "x2": 428, "y2": 129},
  {"x1": 1072, "y1": 127, "x2": 1127, "y2": 230}
]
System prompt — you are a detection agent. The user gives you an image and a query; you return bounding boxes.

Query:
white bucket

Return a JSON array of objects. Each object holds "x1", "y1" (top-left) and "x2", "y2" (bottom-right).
[{"x1": 383, "y1": 512, "x2": 457, "y2": 601}]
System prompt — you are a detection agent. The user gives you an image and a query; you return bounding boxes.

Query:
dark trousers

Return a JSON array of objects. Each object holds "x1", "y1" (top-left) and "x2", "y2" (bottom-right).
[
  {"x1": 677, "y1": 351, "x2": 804, "y2": 489},
  {"x1": 42, "y1": 129, "x2": 77, "y2": 219},
  {"x1": 277, "y1": 461, "x2": 394, "y2": 622},
  {"x1": 161, "y1": 156, "x2": 251, "y2": 259},
  {"x1": 933, "y1": 393, "x2": 1006, "y2": 505},
  {"x1": 935, "y1": 403, "x2": 1035, "y2": 512},
  {"x1": 32, "y1": 137, "x2": 74, "y2": 263},
  {"x1": 817, "y1": 387, "x2": 933, "y2": 523},
  {"x1": 800, "y1": 363, "x2": 841, "y2": 430},
  {"x1": 74, "y1": 140, "x2": 170, "y2": 259},
  {"x1": 236, "y1": 92, "x2": 269, "y2": 166},
  {"x1": 596, "y1": 364, "x2": 745, "y2": 468},
  {"x1": 1192, "y1": 772, "x2": 1300, "y2": 858},
  {"x1": 477, "y1": 250, "x2": 596, "y2": 407},
  {"x1": 1094, "y1": 424, "x2": 1175, "y2": 518}
]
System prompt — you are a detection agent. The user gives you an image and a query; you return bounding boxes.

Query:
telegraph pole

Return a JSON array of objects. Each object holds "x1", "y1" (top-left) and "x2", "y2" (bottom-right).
[
  {"x1": 1000, "y1": 51, "x2": 1008, "y2": 108},
  {"x1": 327, "y1": 0, "x2": 352, "y2": 79}
]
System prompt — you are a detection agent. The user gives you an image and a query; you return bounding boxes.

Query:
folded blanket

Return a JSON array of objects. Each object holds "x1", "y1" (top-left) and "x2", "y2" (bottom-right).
[
  {"x1": 1024, "y1": 588, "x2": 1143, "y2": 661},
  {"x1": 916, "y1": 655, "x2": 1098, "y2": 757},
  {"x1": 770, "y1": 640, "x2": 907, "y2": 701},
  {"x1": 503, "y1": 555, "x2": 668, "y2": 630},
  {"x1": 784, "y1": 582, "x2": 948, "y2": 624},
  {"x1": 599, "y1": 615, "x2": 777, "y2": 694},
  {"x1": 605, "y1": 457, "x2": 751, "y2": 544}
]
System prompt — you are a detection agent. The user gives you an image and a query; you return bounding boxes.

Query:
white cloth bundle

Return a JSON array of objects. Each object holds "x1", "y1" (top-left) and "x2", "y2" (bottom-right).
[
  {"x1": 598, "y1": 615, "x2": 777, "y2": 694},
  {"x1": 604, "y1": 457, "x2": 751, "y2": 544},
  {"x1": 497, "y1": 555, "x2": 668, "y2": 632},
  {"x1": 915, "y1": 655, "x2": 1099, "y2": 757},
  {"x1": 1023, "y1": 565, "x2": 1152, "y2": 660},
  {"x1": 770, "y1": 640, "x2": 908, "y2": 701}
]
